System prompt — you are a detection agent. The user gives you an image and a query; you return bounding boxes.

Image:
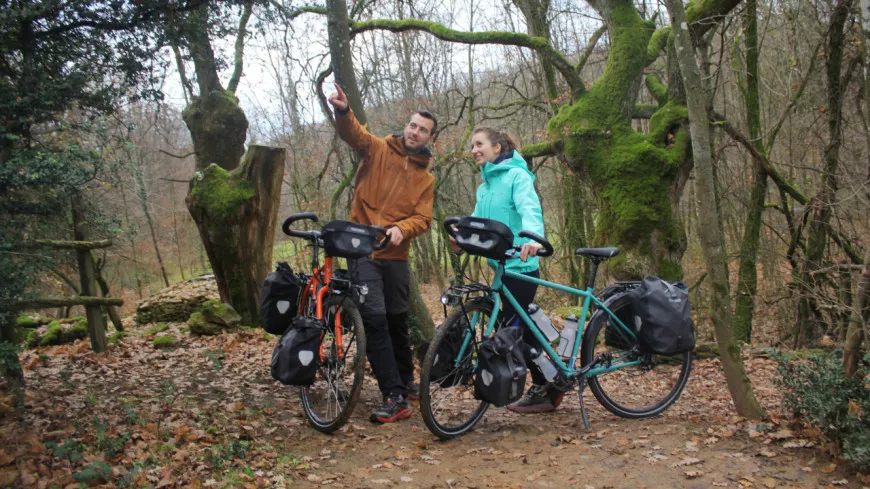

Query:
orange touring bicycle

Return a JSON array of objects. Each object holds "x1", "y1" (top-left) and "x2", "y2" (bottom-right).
[{"x1": 280, "y1": 213, "x2": 387, "y2": 433}]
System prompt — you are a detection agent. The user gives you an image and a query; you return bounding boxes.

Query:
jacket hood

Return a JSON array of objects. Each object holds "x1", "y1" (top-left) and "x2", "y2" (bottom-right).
[
  {"x1": 387, "y1": 134, "x2": 432, "y2": 169},
  {"x1": 481, "y1": 150, "x2": 533, "y2": 183}
]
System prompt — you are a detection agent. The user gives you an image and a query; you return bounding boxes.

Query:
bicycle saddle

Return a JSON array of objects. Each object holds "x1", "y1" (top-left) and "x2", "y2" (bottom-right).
[{"x1": 574, "y1": 247, "x2": 620, "y2": 258}]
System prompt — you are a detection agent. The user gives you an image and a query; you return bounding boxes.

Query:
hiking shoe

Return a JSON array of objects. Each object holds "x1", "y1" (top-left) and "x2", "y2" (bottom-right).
[
  {"x1": 406, "y1": 382, "x2": 420, "y2": 401},
  {"x1": 370, "y1": 395, "x2": 412, "y2": 423},
  {"x1": 506, "y1": 384, "x2": 564, "y2": 414}
]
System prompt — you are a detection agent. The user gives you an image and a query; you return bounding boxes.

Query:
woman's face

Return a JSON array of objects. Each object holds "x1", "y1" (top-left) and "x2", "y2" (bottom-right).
[{"x1": 470, "y1": 132, "x2": 502, "y2": 166}]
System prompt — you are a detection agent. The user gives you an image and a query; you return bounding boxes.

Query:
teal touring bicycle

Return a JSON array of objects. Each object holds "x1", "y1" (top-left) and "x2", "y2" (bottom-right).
[{"x1": 418, "y1": 216, "x2": 693, "y2": 439}]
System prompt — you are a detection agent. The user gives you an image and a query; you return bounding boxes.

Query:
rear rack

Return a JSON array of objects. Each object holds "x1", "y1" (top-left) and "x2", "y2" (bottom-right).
[{"x1": 440, "y1": 283, "x2": 492, "y2": 316}]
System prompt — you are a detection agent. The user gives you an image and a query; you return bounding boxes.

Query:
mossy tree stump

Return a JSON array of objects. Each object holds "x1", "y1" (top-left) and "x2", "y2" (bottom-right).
[{"x1": 186, "y1": 146, "x2": 285, "y2": 325}]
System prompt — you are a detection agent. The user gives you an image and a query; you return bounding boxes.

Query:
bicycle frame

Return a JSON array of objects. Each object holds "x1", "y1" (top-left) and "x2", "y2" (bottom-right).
[
  {"x1": 297, "y1": 254, "x2": 344, "y2": 361},
  {"x1": 454, "y1": 262, "x2": 640, "y2": 380}
]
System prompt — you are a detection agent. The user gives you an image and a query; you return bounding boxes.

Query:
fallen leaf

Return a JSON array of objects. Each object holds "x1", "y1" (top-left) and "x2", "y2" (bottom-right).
[
  {"x1": 684, "y1": 470, "x2": 704, "y2": 479},
  {"x1": 761, "y1": 477, "x2": 777, "y2": 488},
  {"x1": 672, "y1": 457, "x2": 702, "y2": 467},
  {"x1": 822, "y1": 463, "x2": 837, "y2": 474}
]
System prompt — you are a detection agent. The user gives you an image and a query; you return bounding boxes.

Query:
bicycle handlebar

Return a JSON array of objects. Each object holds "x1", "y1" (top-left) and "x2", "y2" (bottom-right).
[
  {"x1": 372, "y1": 226, "x2": 389, "y2": 250},
  {"x1": 442, "y1": 216, "x2": 554, "y2": 259},
  {"x1": 282, "y1": 212, "x2": 319, "y2": 239}
]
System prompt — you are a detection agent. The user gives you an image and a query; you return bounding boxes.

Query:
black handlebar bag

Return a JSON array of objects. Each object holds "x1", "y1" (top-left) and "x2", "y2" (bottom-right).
[
  {"x1": 259, "y1": 262, "x2": 303, "y2": 335},
  {"x1": 473, "y1": 326, "x2": 527, "y2": 407},
  {"x1": 270, "y1": 316, "x2": 323, "y2": 386},
  {"x1": 454, "y1": 217, "x2": 515, "y2": 259},
  {"x1": 321, "y1": 220, "x2": 378, "y2": 258},
  {"x1": 632, "y1": 277, "x2": 695, "y2": 355}
]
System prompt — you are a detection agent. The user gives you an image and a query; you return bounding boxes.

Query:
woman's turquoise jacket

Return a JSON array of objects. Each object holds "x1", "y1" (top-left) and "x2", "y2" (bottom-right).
[{"x1": 472, "y1": 150, "x2": 545, "y2": 273}]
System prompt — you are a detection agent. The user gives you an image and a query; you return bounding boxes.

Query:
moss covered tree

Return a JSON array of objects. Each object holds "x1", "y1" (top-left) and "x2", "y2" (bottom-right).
[
  {"x1": 167, "y1": 2, "x2": 286, "y2": 324},
  {"x1": 349, "y1": 0, "x2": 740, "y2": 281}
]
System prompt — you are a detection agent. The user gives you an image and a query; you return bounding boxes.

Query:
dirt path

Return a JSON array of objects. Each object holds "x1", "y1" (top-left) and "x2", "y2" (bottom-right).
[{"x1": 3, "y1": 323, "x2": 864, "y2": 489}]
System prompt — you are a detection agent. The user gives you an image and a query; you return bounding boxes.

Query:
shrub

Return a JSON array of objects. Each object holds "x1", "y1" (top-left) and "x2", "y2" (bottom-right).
[{"x1": 775, "y1": 351, "x2": 870, "y2": 472}]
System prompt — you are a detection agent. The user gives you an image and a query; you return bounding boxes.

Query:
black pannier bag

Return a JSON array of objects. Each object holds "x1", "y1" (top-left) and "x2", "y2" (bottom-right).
[
  {"x1": 270, "y1": 316, "x2": 323, "y2": 386},
  {"x1": 474, "y1": 326, "x2": 527, "y2": 407},
  {"x1": 454, "y1": 217, "x2": 515, "y2": 259},
  {"x1": 632, "y1": 277, "x2": 695, "y2": 355},
  {"x1": 604, "y1": 305, "x2": 637, "y2": 351},
  {"x1": 259, "y1": 262, "x2": 303, "y2": 335},
  {"x1": 321, "y1": 220, "x2": 378, "y2": 258}
]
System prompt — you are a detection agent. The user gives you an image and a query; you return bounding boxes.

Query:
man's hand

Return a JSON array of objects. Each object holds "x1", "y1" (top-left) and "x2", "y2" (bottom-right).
[
  {"x1": 386, "y1": 226, "x2": 404, "y2": 247},
  {"x1": 519, "y1": 242, "x2": 543, "y2": 262},
  {"x1": 328, "y1": 83, "x2": 348, "y2": 112}
]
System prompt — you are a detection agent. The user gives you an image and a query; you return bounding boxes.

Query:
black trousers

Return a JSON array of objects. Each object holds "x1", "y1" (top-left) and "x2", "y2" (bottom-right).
[
  {"x1": 498, "y1": 269, "x2": 547, "y2": 385},
  {"x1": 351, "y1": 257, "x2": 413, "y2": 399}
]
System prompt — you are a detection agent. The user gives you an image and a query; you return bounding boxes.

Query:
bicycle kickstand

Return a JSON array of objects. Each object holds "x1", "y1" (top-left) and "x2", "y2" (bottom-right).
[{"x1": 577, "y1": 377, "x2": 591, "y2": 431}]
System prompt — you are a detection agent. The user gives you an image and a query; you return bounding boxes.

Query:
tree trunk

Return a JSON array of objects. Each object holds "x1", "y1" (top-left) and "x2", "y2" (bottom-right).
[
  {"x1": 92, "y1": 253, "x2": 124, "y2": 332},
  {"x1": 665, "y1": 0, "x2": 765, "y2": 418},
  {"x1": 796, "y1": 0, "x2": 853, "y2": 346},
  {"x1": 844, "y1": 0, "x2": 870, "y2": 377},
  {"x1": 733, "y1": 0, "x2": 767, "y2": 344},
  {"x1": 186, "y1": 145, "x2": 286, "y2": 325},
  {"x1": 135, "y1": 161, "x2": 170, "y2": 288},
  {"x1": 843, "y1": 246, "x2": 869, "y2": 376},
  {"x1": 548, "y1": 1, "x2": 689, "y2": 281},
  {"x1": 408, "y1": 269, "x2": 436, "y2": 351},
  {"x1": 72, "y1": 197, "x2": 107, "y2": 353}
]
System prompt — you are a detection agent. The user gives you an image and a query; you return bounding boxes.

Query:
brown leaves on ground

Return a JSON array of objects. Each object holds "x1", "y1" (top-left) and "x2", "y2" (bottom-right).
[{"x1": 0, "y1": 283, "x2": 864, "y2": 488}]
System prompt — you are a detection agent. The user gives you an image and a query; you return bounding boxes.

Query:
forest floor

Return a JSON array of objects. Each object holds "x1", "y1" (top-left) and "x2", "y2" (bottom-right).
[{"x1": 2, "y1": 283, "x2": 869, "y2": 489}]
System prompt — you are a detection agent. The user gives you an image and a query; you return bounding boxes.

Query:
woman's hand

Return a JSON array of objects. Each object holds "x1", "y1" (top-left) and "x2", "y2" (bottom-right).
[
  {"x1": 519, "y1": 242, "x2": 543, "y2": 262},
  {"x1": 449, "y1": 236, "x2": 462, "y2": 254}
]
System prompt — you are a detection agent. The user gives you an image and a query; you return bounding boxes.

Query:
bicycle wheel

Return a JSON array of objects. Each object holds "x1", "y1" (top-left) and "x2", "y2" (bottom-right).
[
  {"x1": 580, "y1": 294, "x2": 691, "y2": 418},
  {"x1": 420, "y1": 299, "x2": 493, "y2": 440},
  {"x1": 300, "y1": 295, "x2": 366, "y2": 433}
]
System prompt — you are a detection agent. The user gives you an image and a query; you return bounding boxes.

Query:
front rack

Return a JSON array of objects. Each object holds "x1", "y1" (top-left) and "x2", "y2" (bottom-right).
[{"x1": 439, "y1": 283, "x2": 492, "y2": 317}]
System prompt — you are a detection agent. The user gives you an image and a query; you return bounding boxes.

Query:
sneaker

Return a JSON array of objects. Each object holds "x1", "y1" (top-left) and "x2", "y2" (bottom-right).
[
  {"x1": 370, "y1": 395, "x2": 412, "y2": 424},
  {"x1": 406, "y1": 382, "x2": 420, "y2": 401},
  {"x1": 506, "y1": 385, "x2": 564, "y2": 414}
]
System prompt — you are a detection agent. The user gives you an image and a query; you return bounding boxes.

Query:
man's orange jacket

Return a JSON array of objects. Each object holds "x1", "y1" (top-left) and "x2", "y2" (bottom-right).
[{"x1": 335, "y1": 109, "x2": 435, "y2": 260}]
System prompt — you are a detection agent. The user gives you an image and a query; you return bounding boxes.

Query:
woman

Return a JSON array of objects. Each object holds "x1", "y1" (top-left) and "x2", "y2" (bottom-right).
[{"x1": 453, "y1": 127, "x2": 563, "y2": 414}]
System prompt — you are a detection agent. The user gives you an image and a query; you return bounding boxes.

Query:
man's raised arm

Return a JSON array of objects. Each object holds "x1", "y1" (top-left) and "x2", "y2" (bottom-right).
[{"x1": 328, "y1": 83, "x2": 376, "y2": 155}]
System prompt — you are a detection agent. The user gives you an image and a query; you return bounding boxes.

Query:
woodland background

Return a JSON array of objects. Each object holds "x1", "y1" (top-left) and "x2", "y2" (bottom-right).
[{"x1": 1, "y1": 0, "x2": 870, "y2": 484}]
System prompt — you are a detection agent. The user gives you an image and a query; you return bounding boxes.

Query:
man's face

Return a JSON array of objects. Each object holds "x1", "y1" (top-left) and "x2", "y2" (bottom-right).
[{"x1": 403, "y1": 114, "x2": 435, "y2": 152}]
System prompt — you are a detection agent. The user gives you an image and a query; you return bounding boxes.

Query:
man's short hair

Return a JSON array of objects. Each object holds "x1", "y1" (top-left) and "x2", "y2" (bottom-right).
[{"x1": 414, "y1": 110, "x2": 438, "y2": 135}]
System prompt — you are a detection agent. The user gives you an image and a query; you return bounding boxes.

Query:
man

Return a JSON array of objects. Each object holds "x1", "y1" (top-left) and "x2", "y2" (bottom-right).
[{"x1": 328, "y1": 83, "x2": 436, "y2": 424}]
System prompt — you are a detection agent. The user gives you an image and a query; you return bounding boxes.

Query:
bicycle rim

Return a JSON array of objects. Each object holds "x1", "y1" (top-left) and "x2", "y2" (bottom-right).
[
  {"x1": 420, "y1": 299, "x2": 492, "y2": 440},
  {"x1": 581, "y1": 295, "x2": 691, "y2": 418},
  {"x1": 300, "y1": 295, "x2": 366, "y2": 433}
]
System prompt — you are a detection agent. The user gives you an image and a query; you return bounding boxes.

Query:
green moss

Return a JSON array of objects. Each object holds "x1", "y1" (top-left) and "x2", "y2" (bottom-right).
[
  {"x1": 644, "y1": 75, "x2": 668, "y2": 105},
  {"x1": 152, "y1": 335, "x2": 177, "y2": 349},
  {"x1": 658, "y1": 259, "x2": 683, "y2": 281},
  {"x1": 647, "y1": 26, "x2": 672, "y2": 63},
  {"x1": 189, "y1": 164, "x2": 254, "y2": 218},
  {"x1": 60, "y1": 320, "x2": 88, "y2": 343},
  {"x1": 107, "y1": 331, "x2": 127, "y2": 345},
  {"x1": 188, "y1": 312, "x2": 220, "y2": 336},
  {"x1": 145, "y1": 322, "x2": 169, "y2": 336},
  {"x1": 16, "y1": 315, "x2": 37, "y2": 328},
  {"x1": 25, "y1": 330, "x2": 40, "y2": 348},
  {"x1": 40, "y1": 321, "x2": 63, "y2": 346}
]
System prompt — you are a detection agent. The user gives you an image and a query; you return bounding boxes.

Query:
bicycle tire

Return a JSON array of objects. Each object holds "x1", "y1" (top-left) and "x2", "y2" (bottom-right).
[
  {"x1": 300, "y1": 295, "x2": 366, "y2": 433},
  {"x1": 580, "y1": 293, "x2": 692, "y2": 418},
  {"x1": 420, "y1": 298, "x2": 493, "y2": 440}
]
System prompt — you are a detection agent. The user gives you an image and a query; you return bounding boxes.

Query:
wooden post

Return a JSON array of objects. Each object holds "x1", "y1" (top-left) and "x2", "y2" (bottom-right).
[{"x1": 72, "y1": 197, "x2": 107, "y2": 352}]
